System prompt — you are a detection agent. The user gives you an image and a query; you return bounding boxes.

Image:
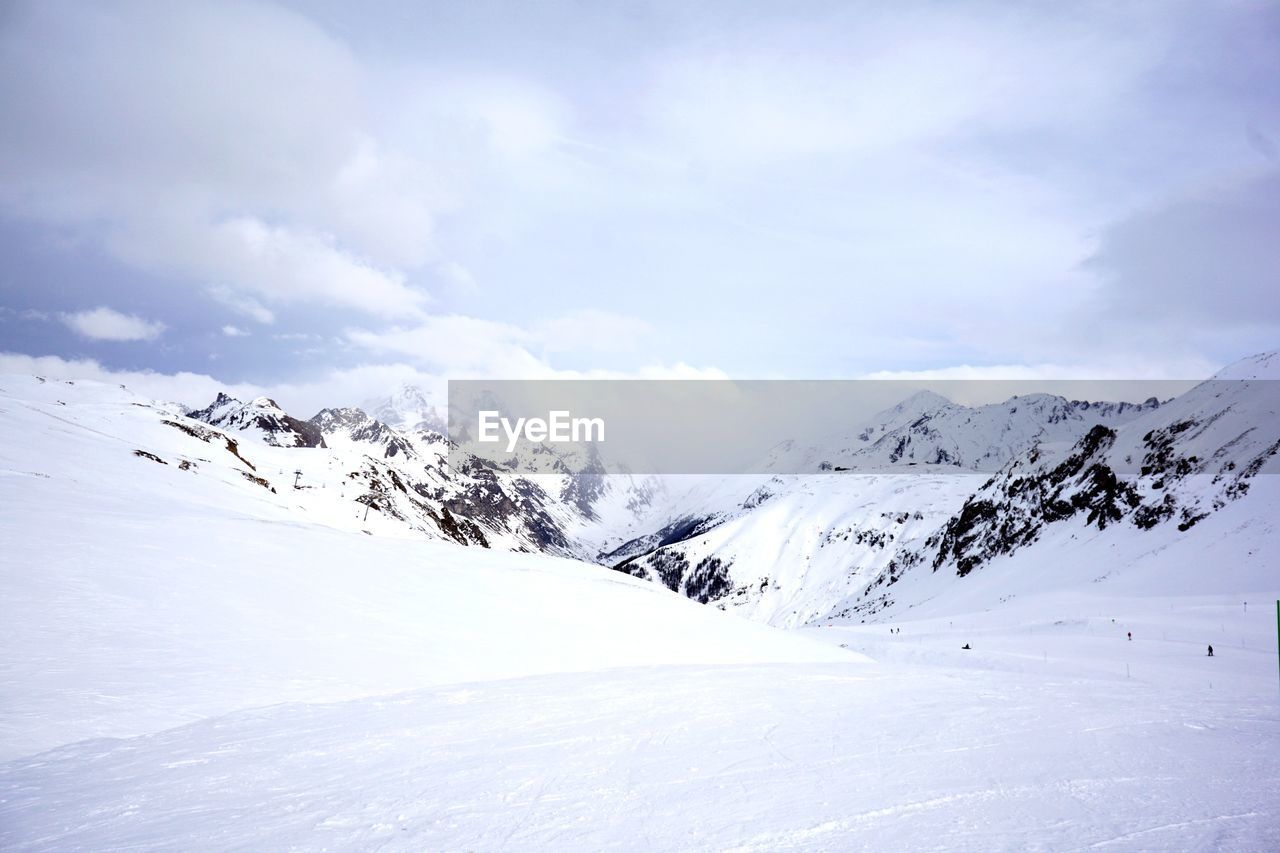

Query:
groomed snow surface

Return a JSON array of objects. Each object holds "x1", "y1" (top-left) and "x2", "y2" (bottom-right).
[{"x1": 2, "y1": 377, "x2": 1278, "y2": 850}]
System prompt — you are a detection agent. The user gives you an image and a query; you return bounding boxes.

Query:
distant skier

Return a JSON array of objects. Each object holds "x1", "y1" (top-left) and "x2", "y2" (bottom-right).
[
  {"x1": 1127, "y1": 632, "x2": 1132, "y2": 641},
  {"x1": 961, "y1": 643, "x2": 971, "y2": 650},
  {"x1": 1207, "y1": 645, "x2": 1214, "y2": 657}
]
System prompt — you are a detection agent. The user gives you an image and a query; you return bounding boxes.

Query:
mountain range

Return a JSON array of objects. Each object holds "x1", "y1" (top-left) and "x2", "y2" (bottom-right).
[{"x1": 5, "y1": 352, "x2": 1274, "y2": 631}]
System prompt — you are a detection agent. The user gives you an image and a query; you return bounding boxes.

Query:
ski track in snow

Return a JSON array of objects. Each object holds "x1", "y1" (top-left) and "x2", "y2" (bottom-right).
[{"x1": 2, "y1": 660, "x2": 1277, "y2": 851}]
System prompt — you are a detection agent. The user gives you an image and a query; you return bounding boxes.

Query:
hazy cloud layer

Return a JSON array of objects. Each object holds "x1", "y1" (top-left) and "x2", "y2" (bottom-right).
[
  {"x1": 1, "y1": 0, "x2": 1277, "y2": 404},
  {"x1": 1086, "y1": 170, "x2": 1280, "y2": 328}
]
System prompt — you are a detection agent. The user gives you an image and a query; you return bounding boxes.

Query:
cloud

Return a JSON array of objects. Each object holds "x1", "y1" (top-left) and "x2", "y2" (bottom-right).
[
  {"x1": 1, "y1": 0, "x2": 1272, "y2": 382},
  {"x1": 221, "y1": 325, "x2": 250, "y2": 338},
  {"x1": 346, "y1": 315, "x2": 553, "y2": 377},
  {"x1": 437, "y1": 261, "x2": 477, "y2": 293},
  {"x1": 0, "y1": 353, "x2": 259, "y2": 406},
  {"x1": 858, "y1": 358, "x2": 1221, "y2": 382},
  {"x1": 0, "y1": 351, "x2": 431, "y2": 415},
  {"x1": 61, "y1": 307, "x2": 165, "y2": 342},
  {"x1": 0, "y1": 352, "x2": 723, "y2": 425},
  {"x1": 207, "y1": 286, "x2": 276, "y2": 325},
  {"x1": 1084, "y1": 170, "x2": 1280, "y2": 329},
  {"x1": 345, "y1": 309, "x2": 654, "y2": 375},
  {"x1": 640, "y1": 6, "x2": 1159, "y2": 171},
  {"x1": 0, "y1": 0, "x2": 513, "y2": 322},
  {"x1": 111, "y1": 217, "x2": 426, "y2": 320},
  {"x1": 0, "y1": 307, "x2": 52, "y2": 322},
  {"x1": 531, "y1": 310, "x2": 652, "y2": 354}
]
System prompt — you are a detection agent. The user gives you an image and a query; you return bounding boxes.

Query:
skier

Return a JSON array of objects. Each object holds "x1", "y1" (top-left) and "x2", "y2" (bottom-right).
[
  {"x1": 1127, "y1": 632, "x2": 1132, "y2": 641},
  {"x1": 961, "y1": 643, "x2": 971, "y2": 650},
  {"x1": 1207, "y1": 645, "x2": 1214, "y2": 657}
]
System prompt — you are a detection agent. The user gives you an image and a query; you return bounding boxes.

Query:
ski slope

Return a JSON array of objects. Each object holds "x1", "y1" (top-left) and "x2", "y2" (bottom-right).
[
  {"x1": 0, "y1": 376, "x2": 853, "y2": 761},
  {"x1": 2, "y1": 375, "x2": 1278, "y2": 850},
  {"x1": 4, "y1": 611, "x2": 1278, "y2": 851}
]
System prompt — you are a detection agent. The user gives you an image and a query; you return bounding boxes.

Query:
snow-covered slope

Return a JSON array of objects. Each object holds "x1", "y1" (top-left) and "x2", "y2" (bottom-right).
[
  {"x1": 2, "y1": 371, "x2": 1277, "y2": 851},
  {"x1": 8, "y1": 631, "x2": 1279, "y2": 851},
  {"x1": 0, "y1": 375, "x2": 853, "y2": 762},
  {"x1": 849, "y1": 352, "x2": 1280, "y2": 619},
  {"x1": 612, "y1": 354, "x2": 1280, "y2": 628}
]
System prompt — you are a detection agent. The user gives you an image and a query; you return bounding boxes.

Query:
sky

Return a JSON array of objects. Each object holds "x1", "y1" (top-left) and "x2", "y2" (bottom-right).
[{"x1": 0, "y1": 0, "x2": 1277, "y2": 413}]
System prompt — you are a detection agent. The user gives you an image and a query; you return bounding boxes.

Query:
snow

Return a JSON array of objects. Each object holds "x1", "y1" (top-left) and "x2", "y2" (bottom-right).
[
  {"x1": 2, "y1": 373, "x2": 1278, "y2": 850},
  {"x1": 610, "y1": 356, "x2": 1280, "y2": 630},
  {"x1": 620, "y1": 472, "x2": 984, "y2": 626},
  {"x1": 761, "y1": 386, "x2": 1161, "y2": 474},
  {"x1": 4, "y1": 615, "x2": 1277, "y2": 850},
  {"x1": 0, "y1": 376, "x2": 853, "y2": 762},
  {"x1": 364, "y1": 383, "x2": 446, "y2": 433}
]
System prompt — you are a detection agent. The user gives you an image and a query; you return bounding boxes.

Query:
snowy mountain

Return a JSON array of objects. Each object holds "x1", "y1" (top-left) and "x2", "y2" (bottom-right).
[
  {"x1": 363, "y1": 383, "x2": 446, "y2": 434},
  {"x1": 761, "y1": 388, "x2": 1162, "y2": 473},
  {"x1": 926, "y1": 356, "x2": 1280, "y2": 576},
  {"x1": 363, "y1": 382, "x2": 665, "y2": 534},
  {"x1": 310, "y1": 405, "x2": 418, "y2": 460},
  {"x1": 12, "y1": 354, "x2": 1277, "y2": 634},
  {"x1": 610, "y1": 355, "x2": 1280, "y2": 627},
  {"x1": 188, "y1": 392, "x2": 327, "y2": 448},
  {"x1": 180, "y1": 389, "x2": 586, "y2": 555}
]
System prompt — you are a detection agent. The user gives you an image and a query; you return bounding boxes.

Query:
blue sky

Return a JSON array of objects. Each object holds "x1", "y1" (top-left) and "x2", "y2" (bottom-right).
[{"x1": 0, "y1": 0, "x2": 1277, "y2": 412}]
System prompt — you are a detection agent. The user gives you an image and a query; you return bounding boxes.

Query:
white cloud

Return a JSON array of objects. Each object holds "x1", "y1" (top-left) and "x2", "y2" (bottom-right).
[
  {"x1": 641, "y1": 8, "x2": 1159, "y2": 171},
  {"x1": 111, "y1": 217, "x2": 426, "y2": 320},
  {"x1": 1, "y1": 0, "x2": 1268, "y2": 380},
  {"x1": 0, "y1": 346, "x2": 731, "y2": 438},
  {"x1": 346, "y1": 315, "x2": 552, "y2": 377},
  {"x1": 0, "y1": 353, "x2": 259, "y2": 406},
  {"x1": 855, "y1": 361, "x2": 1203, "y2": 379},
  {"x1": 447, "y1": 76, "x2": 569, "y2": 159},
  {"x1": 61, "y1": 307, "x2": 165, "y2": 342},
  {"x1": 438, "y1": 261, "x2": 477, "y2": 293},
  {"x1": 532, "y1": 310, "x2": 652, "y2": 354},
  {"x1": 207, "y1": 286, "x2": 275, "y2": 325},
  {"x1": 221, "y1": 325, "x2": 250, "y2": 338},
  {"x1": 0, "y1": 1, "x2": 487, "y2": 321},
  {"x1": 0, "y1": 351, "x2": 429, "y2": 415},
  {"x1": 345, "y1": 309, "x2": 655, "y2": 375}
]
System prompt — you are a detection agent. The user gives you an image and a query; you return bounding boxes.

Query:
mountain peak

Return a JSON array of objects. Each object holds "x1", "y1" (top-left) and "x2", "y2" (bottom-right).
[
  {"x1": 249, "y1": 396, "x2": 283, "y2": 411},
  {"x1": 893, "y1": 389, "x2": 955, "y2": 413},
  {"x1": 191, "y1": 392, "x2": 326, "y2": 449},
  {"x1": 364, "y1": 383, "x2": 445, "y2": 434}
]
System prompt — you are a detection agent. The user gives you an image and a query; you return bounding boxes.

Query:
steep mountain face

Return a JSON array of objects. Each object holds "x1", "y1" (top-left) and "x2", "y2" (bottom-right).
[
  {"x1": 609, "y1": 473, "x2": 981, "y2": 626},
  {"x1": 310, "y1": 407, "x2": 416, "y2": 460},
  {"x1": 360, "y1": 381, "x2": 660, "y2": 527},
  {"x1": 923, "y1": 362, "x2": 1280, "y2": 580},
  {"x1": 189, "y1": 393, "x2": 327, "y2": 449},
  {"x1": 766, "y1": 390, "x2": 1162, "y2": 474},
  {"x1": 363, "y1": 384, "x2": 446, "y2": 434},
  {"x1": 181, "y1": 392, "x2": 588, "y2": 556},
  {"x1": 609, "y1": 356, "x2": 1279, "y2": 626}
]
